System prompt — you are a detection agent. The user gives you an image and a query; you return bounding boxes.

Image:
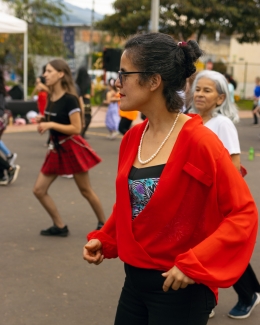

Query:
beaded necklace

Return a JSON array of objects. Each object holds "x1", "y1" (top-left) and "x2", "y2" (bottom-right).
[{"x1": 138, "y1": 112, "x2": 181, "y2": 165}]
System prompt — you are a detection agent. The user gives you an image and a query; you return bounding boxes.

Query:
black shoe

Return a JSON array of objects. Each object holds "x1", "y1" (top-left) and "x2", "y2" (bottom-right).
[
  {"x1": 96, "y1": 221, "x2": 104, "y2": 230},
  {"x1": 40, "y1": 225, "x2": 69, "y2": 237},
  {"x1": 8, "y1": 165, "x2": 20, "y2": 184}
]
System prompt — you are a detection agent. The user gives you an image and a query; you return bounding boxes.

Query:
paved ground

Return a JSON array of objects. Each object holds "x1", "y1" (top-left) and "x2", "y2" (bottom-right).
[{"x1": 1, "y1": 112, "x2": 260, "y2": 325}]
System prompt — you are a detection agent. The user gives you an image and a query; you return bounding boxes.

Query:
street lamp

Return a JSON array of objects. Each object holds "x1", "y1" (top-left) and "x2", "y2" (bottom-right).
[
  {"x1": 88, "y1": 0, "x2": 95, "y2": 71},
  {"x1": 150, "y1": 0, "x2": 159, "y2": 32}
]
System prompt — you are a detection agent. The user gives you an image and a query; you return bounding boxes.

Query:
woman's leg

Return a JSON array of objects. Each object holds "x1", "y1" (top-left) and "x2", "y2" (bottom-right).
[
  {"x1": 232, "y1": 264, "x2": 260, "y2": 304},
  {"x1": 0, "y1": 155, "x2": 10, "y2": 170},
  {"x1": 112, "y1": 105, "x2": 120, "y2": 132},
  {"x1": 33, "y1": 172, "x2": 65, "y2": 228},
  {"x1": 0, "y1": 141, "x2": 17, "y2": 165},
  {"x1": 0, "y1": 140, "x2": 11, "y2": 156},
  {"x1": 0, "y1": 155, "x2": 9, "y2": 180},
  {"x1": 252, "y1": 103, "x2": 258, "y2": 124},
  {"x1": 73, "y1": 171, "x2": 106, "y2": 224},
  {"x1": 81, "y1": 113, "x2": 92, "y2": 138}
]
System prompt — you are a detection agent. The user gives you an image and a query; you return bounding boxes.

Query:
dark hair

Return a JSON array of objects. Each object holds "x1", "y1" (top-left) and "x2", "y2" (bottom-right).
[
  {"x1": 75, "y1": 66, "x2": 91, "y2": 96},
  {"x1": 108, "y1": 78, "x2": 117, "y2": 92},
  {"x1": 42, "y1": 65, "x2": 46, "y2": 75},
  {"x1": 124, "y1": 33, "x2": 203, "y2": 112},
  {"x1": 48, "y1": 59, "x2": 79, "y2": 100},
  {"x1": 225, "y1": 73, "x2": 237, "y2": 90},
  {"x1": 39, "y1": 75, "x2": 46, "y2": 84},
  {"x1": 0, "y1": 68, "x2": 7, "y2": 96}
]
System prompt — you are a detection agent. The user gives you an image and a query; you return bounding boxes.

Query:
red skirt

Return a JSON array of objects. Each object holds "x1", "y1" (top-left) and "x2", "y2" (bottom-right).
[{"x1": 41, "y1": 135, "x2": 102, "y2": 175}]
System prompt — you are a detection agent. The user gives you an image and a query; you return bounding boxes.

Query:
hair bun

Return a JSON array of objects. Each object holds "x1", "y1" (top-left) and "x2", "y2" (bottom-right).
[
  {"x1": 179, "y1": 40, "x2": 203, "y2": 78},
  {"x1": 187, "y1": 40, "x2": 203, "y2": 61}
]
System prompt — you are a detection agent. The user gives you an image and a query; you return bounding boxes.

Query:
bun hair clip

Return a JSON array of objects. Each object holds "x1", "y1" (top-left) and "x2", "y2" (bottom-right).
[{"x1": 178, "y1": 41, "x2": 187, "y2": 47}]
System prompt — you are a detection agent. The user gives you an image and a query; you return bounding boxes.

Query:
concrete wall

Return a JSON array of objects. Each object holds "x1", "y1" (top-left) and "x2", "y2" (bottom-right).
[{"x1": 228, "y1": 37, "x2": 260, "y2": 98}]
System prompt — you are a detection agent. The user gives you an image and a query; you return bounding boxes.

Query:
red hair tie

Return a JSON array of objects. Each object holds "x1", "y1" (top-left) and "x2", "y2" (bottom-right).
[{"x1": 178, "y1": 41, "x2": 187, "y2": 47}]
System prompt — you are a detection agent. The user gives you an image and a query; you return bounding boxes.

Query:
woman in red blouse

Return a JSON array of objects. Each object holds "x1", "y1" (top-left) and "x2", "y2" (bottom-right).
[{"x1": 83, "y1": 33, "x2": 258, "y2": 325}]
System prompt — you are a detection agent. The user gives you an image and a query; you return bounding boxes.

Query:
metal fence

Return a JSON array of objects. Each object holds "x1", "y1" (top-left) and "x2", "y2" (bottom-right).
[{"x1": 226, "y1": 62, "x2": 260, "y2": 99}]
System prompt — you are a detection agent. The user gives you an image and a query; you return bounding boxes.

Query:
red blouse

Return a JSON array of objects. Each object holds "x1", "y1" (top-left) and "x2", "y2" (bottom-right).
[{"x1": 87, "y1": 114, "x2": 258, "y2": 301}]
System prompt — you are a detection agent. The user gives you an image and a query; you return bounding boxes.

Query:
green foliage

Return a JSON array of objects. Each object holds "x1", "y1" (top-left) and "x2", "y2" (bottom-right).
[
  {"x1": 2, "y1": 0, "x2": 68, "y2": 56},
  {"x1": 236, "y1": 100, "x2": 254, "y2": 111},
  {"x1": 96, "y1": 0, "x2": 151, "y2": 36},
  {"x1": 16, "y1": 58, "x2": 36, "y2": 87},
  {"x1": 97, "y1": 0, "x2": 260, "y2": 44}
]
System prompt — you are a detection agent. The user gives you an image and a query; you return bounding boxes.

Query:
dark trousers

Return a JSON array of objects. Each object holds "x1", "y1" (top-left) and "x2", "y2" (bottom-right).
[
  {"x1": 114, "y1": 264, "x2": 216, "y2": 325},
  {"x1": 81, "y1": 98, "x2": 92, "y2": 138},
  {"x1": 0, "y1": 155, "x2": 10, "y2": 178},
  {"x1": 81, "y1": 113, "x2": 92, "y2": 138},
  {"x1": 233, "y1": 263, "x2": 260, "y2": 304},
  {"x1": 119, "y1": 117, "x2": 132, "y2": 135},
  {"x1": 252, "y1": 103, "x2": 258, "y2": 124}
]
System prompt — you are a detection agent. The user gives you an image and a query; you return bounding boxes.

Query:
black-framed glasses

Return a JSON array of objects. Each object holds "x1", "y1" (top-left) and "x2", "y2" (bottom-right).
[{"x1": 117, "y1": 71, "x2": 155, "y2": 85}]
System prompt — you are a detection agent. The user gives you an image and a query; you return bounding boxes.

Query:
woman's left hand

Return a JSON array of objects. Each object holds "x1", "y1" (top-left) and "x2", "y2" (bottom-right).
[
  {"x1": 162, "y1": 266, "x2": 195, "y2": 291},
  {"x1": 38, "y1": 122, "x2": 52, "y2": 134}
]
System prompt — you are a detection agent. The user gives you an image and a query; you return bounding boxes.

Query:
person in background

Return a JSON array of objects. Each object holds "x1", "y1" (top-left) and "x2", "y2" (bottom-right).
[
  {"x1": 0, "y1": 155, "x2": 20, "y2": 185},
  {"x1": 31, "y1": 66, "x2": 49, "y2": 116},
  {"x1": 0, "y1": 141, "x2": 17, "y2": 166},
  {"x1": 224, "y1": 73, "x2": 235, "y2": 103},
  {"x1": 0, "y1": 67, "x2": 18, "y2": 167},
  {"x1": 83, "y1": 33, "x2": 258, "y2": 325},
  {"x1": 33, "y1": 59, "x2": 106, "y2": 236},
  {"x1": 191, "y1": 69, "x2": 260, "y2": 319},
  {"x1": 184, "y1": 72, "x2": 198, "y2": 113},
  {"x1": 118, "y1": 109, "x2": 138, "y2": 135},
  {"x1": 104, "y1": 78, "x2": 120, "y2": 139},
  {"x1": 75, "y1": 66, "x2": 94, "y2": 138},
  {"x1": 252, "y1": 77, "x2": 260, "y2": 125}
]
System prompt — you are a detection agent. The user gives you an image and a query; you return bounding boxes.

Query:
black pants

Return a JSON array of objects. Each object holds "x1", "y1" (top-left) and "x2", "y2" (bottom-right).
[
  {"x1": 81, "y1": 113, "x2": 92, "y2": 138},
  {"x1": 252, "y1": 103, "x2": 258, "y2": 124},
  {"x1": 119, "y1": 117, "x2": 132, "y2": 135},
  {"x1": 0, "y1": 155, "x2": 10, "y2": 178},
  {"x1": 233, "y1": 263, "x2": 260, "y2": 304},
  {"x1": 114, "y1": 264, "x2": 216, "y2": 325},
  {"x1": 81, "y1": 98, "x2": 92, "y2": 138}
]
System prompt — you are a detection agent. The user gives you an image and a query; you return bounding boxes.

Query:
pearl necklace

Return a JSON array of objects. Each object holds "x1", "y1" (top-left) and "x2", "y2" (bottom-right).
[{"x1": 138, "y1": 111, "x2": 181, "y2": 165}]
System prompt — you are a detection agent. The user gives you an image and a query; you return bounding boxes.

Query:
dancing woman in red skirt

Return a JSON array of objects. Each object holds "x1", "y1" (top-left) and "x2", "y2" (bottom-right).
[{"x1": 33, "y1": 59, "x2": 106, "y2": 237}]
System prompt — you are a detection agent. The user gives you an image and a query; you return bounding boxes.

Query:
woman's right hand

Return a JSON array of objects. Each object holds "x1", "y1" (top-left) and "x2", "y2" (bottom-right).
[
  {"x1": 35, "y1": 114, "x2": 45, "y2": 123},
  {"x1": 83, "y1": 239, "x2": 104, "y2": 265}
]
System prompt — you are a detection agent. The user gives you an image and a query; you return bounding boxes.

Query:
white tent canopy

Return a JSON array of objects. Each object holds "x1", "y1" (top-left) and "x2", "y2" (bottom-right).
[{"x1": 0, "y1": 12, "x2": 28, "y2": 99}]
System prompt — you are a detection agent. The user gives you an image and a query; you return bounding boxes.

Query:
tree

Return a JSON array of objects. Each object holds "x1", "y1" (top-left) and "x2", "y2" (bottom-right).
[
  {"x1": 96, "y1": 0, "x2": 260, "y2": 44},
  {"x1": 160, "y1": 0, "x2": 260, "y2": 43},
  {"x1": 95, "y1": 0, "x2": 151, "y2": 36},
  {"x1": 2, "y1": 0, "x2": 68, "y2": 56}
]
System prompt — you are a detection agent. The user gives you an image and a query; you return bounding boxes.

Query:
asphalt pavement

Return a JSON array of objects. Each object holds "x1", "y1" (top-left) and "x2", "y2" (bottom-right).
[{"x1": 1, "y1": 114, "x2": 260, "y2": 325}]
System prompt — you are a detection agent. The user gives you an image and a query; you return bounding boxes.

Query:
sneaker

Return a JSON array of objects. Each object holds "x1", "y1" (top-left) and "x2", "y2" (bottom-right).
[
  {"x1": 40, "y1": 225, "x2": 69, "y2": 237},
  {"x1": 209, "y1": 309, "x2": 215, "y2": 318},
  {"x1": 7, "y1": 153, "x2": 17, "y2": 166},
  {"x1": 110, "y1": 131, "x2": 119, "y2": 139},
  {"x1": 0, "y1": 176, "x2": 8, "y2": 185},
  {"x1": 96, "y1": 221, "x2": 104, "y2": 230},
  {"x1": 228, "y1": 293, "x2": 260, "y2": 319},
  {"x1": 7, "y1": 165, "x2": 20, "y2": 184}
]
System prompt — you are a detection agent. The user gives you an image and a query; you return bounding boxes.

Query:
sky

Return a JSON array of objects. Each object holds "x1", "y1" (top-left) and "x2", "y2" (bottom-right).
[{"x1": 65, "y1": 0, "x2": 115, "y2": 16}]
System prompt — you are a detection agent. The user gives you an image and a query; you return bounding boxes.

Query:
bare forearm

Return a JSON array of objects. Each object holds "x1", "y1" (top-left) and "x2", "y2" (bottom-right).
[
  {"x1": 231, "y1": 154, "x2": 241, "y2": 172},
  {"x1": 50, "y1": 122, "x2": 81, "y2": 135}
]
